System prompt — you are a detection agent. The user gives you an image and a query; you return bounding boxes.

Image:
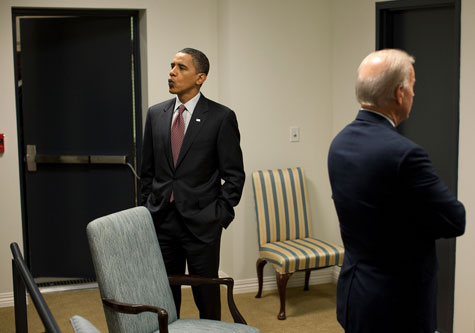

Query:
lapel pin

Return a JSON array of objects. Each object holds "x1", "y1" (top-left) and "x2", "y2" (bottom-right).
[{"x1": 196, "y1": 119, "x2": 201, "y2": 122}]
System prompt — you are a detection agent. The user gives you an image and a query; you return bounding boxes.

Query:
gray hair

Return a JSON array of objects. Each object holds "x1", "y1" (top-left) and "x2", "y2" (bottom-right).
[{"x1": 355, "y1": 49, "x2": 415, "y2": 107}]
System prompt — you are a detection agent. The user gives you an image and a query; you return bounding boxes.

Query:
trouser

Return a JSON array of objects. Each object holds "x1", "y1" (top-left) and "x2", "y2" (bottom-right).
[{"x1": 152, "y1": 202, "x2": 221, "y2": 320}]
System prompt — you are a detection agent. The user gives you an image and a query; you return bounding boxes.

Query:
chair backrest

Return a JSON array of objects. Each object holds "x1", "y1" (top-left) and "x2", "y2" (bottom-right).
[
  {"x1": 87, "y1": 206, "x2": 177, "y2": 333},
  {"x1": 10, "y1": 242, "x2": 61, "y2": 333},
  {"x1": 252, "y1": 167, "x2": 312, "y2": 247}
]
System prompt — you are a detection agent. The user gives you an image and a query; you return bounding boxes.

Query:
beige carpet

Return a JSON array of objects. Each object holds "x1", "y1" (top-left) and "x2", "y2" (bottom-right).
[{"x1": 0, "y1": 283, "x2": 343, "y2": 332}]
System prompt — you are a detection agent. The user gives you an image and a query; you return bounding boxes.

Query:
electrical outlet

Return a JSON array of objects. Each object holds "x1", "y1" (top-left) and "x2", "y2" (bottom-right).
[{"x1": 290, "y1": 126, "x2": 300, "y2": 142}]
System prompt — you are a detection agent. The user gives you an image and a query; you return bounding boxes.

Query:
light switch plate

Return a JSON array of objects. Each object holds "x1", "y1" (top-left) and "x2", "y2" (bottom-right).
[{"x1": 290, "y1": 126, "x2": 300, "y2": 142}]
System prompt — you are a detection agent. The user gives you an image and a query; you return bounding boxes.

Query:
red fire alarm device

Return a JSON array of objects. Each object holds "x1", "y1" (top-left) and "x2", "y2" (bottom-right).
[{"x1": 0, "y1": 134, "x2": 4, "y2": 153}]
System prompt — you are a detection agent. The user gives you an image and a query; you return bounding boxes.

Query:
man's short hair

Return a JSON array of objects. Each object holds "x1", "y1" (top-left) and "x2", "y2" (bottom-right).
[
  {"x1": 356, "y1": 49, "x2": 415, "y2": 107},
  {"x1": 179, "y1": 48, "x2": 210, "y2": 75}
]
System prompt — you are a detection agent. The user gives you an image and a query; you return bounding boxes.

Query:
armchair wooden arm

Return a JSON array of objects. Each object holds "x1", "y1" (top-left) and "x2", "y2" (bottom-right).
[
  {"x1": 102, "y1": 299, "x2": 170, "y2": 333},
  {"x1": 168, "y1": 275, "x2": 246, "y2": 324}
]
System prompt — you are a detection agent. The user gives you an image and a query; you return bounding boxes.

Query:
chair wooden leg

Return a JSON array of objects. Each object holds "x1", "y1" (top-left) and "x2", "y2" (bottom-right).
[
  {"x1": 255, "y1": 258, "x2": 267, "y2": 298},
  {"x1": 304, "y1": 269, "x2": 311, "y2": 291},
  {"x1": 276, "y1": 271, "x2": 292, "y2": 320}
]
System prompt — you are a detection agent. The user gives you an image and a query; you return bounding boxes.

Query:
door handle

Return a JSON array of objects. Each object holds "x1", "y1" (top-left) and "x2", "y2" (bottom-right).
[{"x1": 26, "y1": 144, "x2": 126, "y2": 172}]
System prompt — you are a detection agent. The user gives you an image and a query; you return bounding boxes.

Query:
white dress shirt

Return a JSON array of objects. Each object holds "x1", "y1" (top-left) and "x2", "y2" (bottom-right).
[
  {"x1": 172, "y1": 92, "x2": 201, "y2": 133},
  {"x1": 361, "y1": 108, "x2": 396, "y2": 127}
]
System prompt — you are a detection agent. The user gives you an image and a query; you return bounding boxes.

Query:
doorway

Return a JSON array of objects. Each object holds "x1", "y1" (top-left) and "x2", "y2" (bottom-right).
[
  {"x1": 12, "y1": 8, "x2": 142, "y2": 280},
  {"x1": 377, "y1": 1, "x2": 460, "y2": 332}
]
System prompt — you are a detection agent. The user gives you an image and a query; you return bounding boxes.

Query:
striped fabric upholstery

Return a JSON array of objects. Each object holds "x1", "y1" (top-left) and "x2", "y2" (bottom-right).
[{"x1": 252, "y1": 168, "x2": 344, "y2": 274}]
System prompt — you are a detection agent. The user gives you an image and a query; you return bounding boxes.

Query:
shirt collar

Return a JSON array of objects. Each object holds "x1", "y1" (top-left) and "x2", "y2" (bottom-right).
[
  {"x1": 360, "y1": 108, "x2": 396, "y2": 127},
  {"x1": 174, "y1": 92, "x2": 201, "y2": 115}
]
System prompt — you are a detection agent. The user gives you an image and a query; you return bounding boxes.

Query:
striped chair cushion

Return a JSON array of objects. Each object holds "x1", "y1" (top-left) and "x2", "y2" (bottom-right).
[
  {"x1": 252, "y1": 167, "x2": 312, "y2": 246},
  {"x1": 260, "y1": 238, "x2": 344, "y2": 274}
]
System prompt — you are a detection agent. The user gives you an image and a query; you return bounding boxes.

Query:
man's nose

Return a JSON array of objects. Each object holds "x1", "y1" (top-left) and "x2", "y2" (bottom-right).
[{"x1": 169, "y1": 67, "x2": 176, "y2": 76}]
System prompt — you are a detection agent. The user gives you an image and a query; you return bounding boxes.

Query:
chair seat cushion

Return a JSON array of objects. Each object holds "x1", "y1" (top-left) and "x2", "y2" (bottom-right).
[
  {"x1": 69, "y1": 315, "x2": 101, "y2": 333},
  {"x1": 259, "y1": 237, "x2": 344, "y2": 274},
  {"x1": 160, "y1": 318, "x2": 260, "y2": 332}
]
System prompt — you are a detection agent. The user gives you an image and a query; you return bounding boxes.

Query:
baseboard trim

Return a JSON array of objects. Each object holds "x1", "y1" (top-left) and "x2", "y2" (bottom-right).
[
  {"x1": 0, "y1": 282, "x2": 98, "y2": 308},
  {"x1": 0, "y1": 292, "x2": 14, "y2": 308},
  {"x1": 230, "y1": 266, "x2": 340, "y2": 295},
  {"x1": 39, "y1": 282, "x2": 98, "y2": 294},
  {"x1": 0, "y1": 267, "x2": 342, "y2": 307}
]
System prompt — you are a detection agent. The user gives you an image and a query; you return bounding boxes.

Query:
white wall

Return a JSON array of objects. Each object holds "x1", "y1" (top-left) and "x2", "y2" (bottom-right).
[
  {"x1": 0, "y1": 0, "x2": 473, "y2": 331},
  {"x1": 216, "y1": 0, "x2": 336, "y2": 281},
  {"x1": 0, "y1": 0, "x2": 24, "y2": 307},
  {"x1": 330, "y1": 0, "x2": 377, "y2": 132},
  {"x1": 455, "y1": 0, "x2": 475, "y2": 331}
]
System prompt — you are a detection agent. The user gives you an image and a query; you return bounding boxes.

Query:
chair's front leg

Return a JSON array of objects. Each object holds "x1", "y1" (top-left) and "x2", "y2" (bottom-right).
[
  {"x1": 255, "y1": 258, "x2": 267, "y2": 298},
  {"x1": 304, "y1": 269, "x2": 311, "y2": 291},
  {"x1": 276, "y1": 272, "x2": 292, "y2": 320}
]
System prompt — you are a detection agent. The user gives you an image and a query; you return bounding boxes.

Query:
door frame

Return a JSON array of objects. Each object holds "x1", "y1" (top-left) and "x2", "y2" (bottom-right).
[
  {"x1": 376, "y1": 1, "x2": 461, "y2": 332},
  {"x1": 11, "y1": 7, "x2": 143, "y2": 269},
  {"x1": 376, "y1": 0, "x2": 461, "y2": 141},
  {"x1": 377, "y1": 0, "x2": 461, "y2": 192}
]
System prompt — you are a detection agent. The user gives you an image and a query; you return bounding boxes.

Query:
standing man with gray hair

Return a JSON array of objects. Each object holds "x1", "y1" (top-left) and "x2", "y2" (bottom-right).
[
  {"x1": 140, "y1": 48, "x2": 245, "y2": 320},
  {"x1": 328, "y1": 49, "x2": 465, "y2": 332}
]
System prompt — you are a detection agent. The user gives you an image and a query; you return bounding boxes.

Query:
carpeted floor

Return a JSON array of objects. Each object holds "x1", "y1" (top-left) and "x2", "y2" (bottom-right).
[{"x1": 0, "y1": 283, "x2": 343, "y2": 332}]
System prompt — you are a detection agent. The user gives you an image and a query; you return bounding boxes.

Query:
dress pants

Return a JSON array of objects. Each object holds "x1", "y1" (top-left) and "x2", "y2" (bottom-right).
[{"x1": 152, "y1": 202, "x2": 221, "y2": 320}]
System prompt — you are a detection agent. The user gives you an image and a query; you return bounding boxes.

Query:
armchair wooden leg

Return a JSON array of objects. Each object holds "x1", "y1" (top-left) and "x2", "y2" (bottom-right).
[
  {"x1": 255, "y1": 258, "x2": 267, "y2": 298},
  {"x1": 304, "y1": 269, "x2": 311, "y2": 291},
  {"x1": 276, "y1": 272, "x2": 292, "y2": 320}
]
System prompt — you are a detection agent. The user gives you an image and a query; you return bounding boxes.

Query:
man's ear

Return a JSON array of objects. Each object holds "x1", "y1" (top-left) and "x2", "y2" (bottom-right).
[
  {"x1": 395, "y1": 85, "x2": 404, "y2": 105},
  {"x1": 196, "y1": 73, "x2": 207, "y2": 86}
]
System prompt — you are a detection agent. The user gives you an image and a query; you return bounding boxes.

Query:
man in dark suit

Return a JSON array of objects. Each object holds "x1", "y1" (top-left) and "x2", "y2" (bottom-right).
[
  {"x1": 140, "y1": 48, "x2": 245, "y2": 320},
  {"x1": 328, "y1": 49, "x2": 465, "y2": 332}
]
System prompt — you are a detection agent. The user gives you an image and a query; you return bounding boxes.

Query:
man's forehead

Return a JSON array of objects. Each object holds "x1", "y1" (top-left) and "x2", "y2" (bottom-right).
[{"x1": 172, "y1": 52, "x2": 192, "y2": 63}]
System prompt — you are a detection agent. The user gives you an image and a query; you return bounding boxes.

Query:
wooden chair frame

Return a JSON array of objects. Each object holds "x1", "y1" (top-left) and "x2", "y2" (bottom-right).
[{"x1": 100, "y1": 274, "x2": 246, "y2": 333}]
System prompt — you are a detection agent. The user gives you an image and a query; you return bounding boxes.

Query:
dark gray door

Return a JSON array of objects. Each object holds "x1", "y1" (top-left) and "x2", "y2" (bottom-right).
[
  {"x1": 377, "y1": 1, "x2": 460, "y2": 332},
  {"x1": 13, "y1": 11, "x2": 142, "y2": 279}
]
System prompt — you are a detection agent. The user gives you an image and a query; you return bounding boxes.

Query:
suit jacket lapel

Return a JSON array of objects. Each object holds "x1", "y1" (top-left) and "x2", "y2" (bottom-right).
[
  {"x1": 160, "y1": 100, "x2": 175, "y2": 170},
  {"x1": 175, "y1": 95, "x2": 209, "y2": 169}
]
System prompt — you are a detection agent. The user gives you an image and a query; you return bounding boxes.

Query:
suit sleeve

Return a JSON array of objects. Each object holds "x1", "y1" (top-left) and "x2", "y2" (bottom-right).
[
  {"x1": 216, "y1": 110, "x2": 245, "y2": 228},
  {"x1": 400, "y1": 145, "x2": 465, "y2": 239},
  {"x1": 139, "y1": 109, "x2": 154, "y2": 206}
]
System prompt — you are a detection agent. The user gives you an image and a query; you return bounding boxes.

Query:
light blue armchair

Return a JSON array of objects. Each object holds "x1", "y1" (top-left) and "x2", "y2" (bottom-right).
[{"x1": 86, "y1": 206, "x2": 260, "y2": 333}]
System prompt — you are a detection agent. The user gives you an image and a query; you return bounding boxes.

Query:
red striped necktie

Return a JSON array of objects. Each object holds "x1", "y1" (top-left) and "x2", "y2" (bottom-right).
[
  {"x1": 171, "y1": 104, "x2": 186, "y2": 166},
  {"x1": 170, "y1": 104, "x2": 185, "y2": 202}
]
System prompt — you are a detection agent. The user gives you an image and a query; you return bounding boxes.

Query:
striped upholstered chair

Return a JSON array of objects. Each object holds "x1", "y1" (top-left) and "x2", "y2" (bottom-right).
[{"x1": 252, "y1": 167, "x2": 344, "y2": 320}]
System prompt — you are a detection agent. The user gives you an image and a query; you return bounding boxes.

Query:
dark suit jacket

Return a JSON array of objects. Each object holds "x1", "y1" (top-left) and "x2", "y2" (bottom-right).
[
  {"x1": 328, "y1": 110, "x2": 465, "y2": 333},
  {"x1": 140, "y1": 94, "x2": 245, "y2": 243}
]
